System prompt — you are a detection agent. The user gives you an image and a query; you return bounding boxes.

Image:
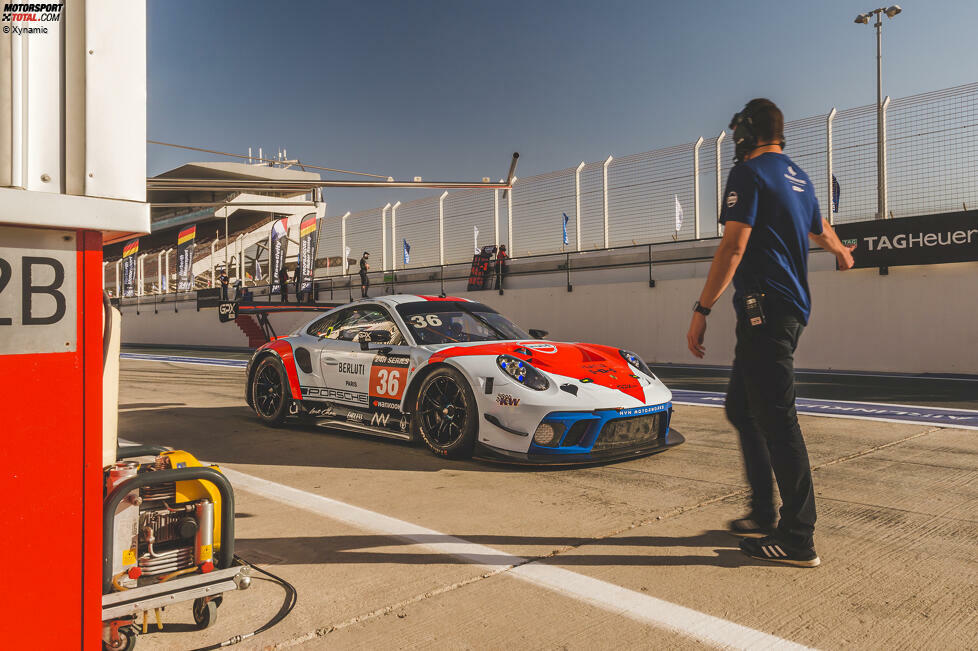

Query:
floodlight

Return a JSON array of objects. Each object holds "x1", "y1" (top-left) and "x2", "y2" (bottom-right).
[
  {"x1": 854, "y1": 13, "x2": 870, "y2": 24},
  {"x1": 885, "y1": 5, "x2": 902, "y2": 18}
]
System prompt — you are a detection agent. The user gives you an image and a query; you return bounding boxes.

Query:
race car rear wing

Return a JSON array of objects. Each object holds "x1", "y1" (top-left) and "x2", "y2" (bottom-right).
[{"x1": 218, "y1": 301, "x2": 343, "y2": 343}]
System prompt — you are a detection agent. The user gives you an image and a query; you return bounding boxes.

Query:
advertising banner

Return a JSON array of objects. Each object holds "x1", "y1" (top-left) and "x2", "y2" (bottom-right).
[
  {"x1": 176, "y1": 225, "x2": 196, "y2": 291},
  {"x1": 298, "y1": 213, "x2": 317, "y2": 294},
  {"x1": 270, "y1": 218, "x2": 289, "y2": 293},
  {"x1": 122, "y1": 238, "x2": 139, "y2": 297},
  {"x1": 834, "y1": 210, "x2": 978, "y2": 269}
]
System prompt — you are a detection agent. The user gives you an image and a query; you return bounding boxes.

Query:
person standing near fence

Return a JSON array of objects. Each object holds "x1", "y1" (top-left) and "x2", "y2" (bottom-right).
[
  {"x1": 359, "y1": 251, "x2": 371, "y2": 298},
  {"x1": 685, "y1": 98, "x2": 855, "y2": 568},
  {"x1": 494, "y1": 244, "x2": 508, "y2": 289},
  {"x1": 218, "y1": 268, "x2": 229, "y2": 300},
  {"x1": 278, "y1": 266, "x2": 289, "y2": 303}
]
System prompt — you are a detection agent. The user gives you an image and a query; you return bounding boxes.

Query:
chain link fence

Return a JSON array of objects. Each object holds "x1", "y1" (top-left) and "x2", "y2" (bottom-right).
[{"x1": 110, "y1": 82, "x2": 978, "y2": 296}]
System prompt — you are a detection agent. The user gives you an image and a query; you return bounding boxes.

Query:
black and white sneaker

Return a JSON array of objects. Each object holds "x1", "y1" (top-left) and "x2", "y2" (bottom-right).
[
  {"x1": 740, "y1": 536, "x2": 820, "y2": 568},
  {"x1": 727, "y1": 518, "x2": 773, "y2": 539}
]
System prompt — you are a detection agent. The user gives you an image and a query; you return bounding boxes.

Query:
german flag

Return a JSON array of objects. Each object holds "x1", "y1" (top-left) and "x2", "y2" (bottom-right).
[
  {"x1": 178, "y1": 225, "x2": 196, "y2": 246},
  {"x1": 300, "y1": 214, "x2": 317, "y2": 238},
  {"x1": 122, "y1": 239, "x2": 139, "y2": 258}
]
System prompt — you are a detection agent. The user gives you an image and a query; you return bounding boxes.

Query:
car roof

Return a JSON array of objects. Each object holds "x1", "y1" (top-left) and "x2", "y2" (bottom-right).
[{"x1": 358, "y1": 294, "x2": 475, "y2": 308}]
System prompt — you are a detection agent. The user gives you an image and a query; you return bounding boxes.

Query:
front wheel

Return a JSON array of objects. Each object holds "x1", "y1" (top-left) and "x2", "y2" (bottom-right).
[
  {"x1": 251, "y1": 357, "x2": 290, "y2": 426},
  {"x1": 412, "y1": 366, "x2": 478, "y2": 459}
]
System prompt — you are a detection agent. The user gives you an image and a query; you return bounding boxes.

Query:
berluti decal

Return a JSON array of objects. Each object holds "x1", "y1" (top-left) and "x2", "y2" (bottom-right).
[{"x1": 834, "y1": 210, "x2": 978, "y2": 269}]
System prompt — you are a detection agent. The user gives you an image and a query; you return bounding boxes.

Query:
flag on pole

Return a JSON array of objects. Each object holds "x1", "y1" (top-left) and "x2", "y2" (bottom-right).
[
  {"x1": 832, "y1": 174, "x2": 841, "y2": 213},
  {"x1": 473, "y1": 226, "x2": 480, "y2": 253},
  {"x1": 674, "y1": 195, "x2": 684, "y2": 233},
  {"x1": 122, "y1": 238, "x2": 139, "y2": 297},
  {"x1": 254, "y1": 254, "x2": 262, "y2": 282},
  {"x1": 403, "y1": 239, "x2": 411, "y2": 265},
  {"x1": 562, "y1": 213, "x2": 569, "y2": 246}
]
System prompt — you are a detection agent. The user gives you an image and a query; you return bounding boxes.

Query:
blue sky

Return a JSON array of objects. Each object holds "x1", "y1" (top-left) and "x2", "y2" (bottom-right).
[{"x1": 148, "y1": 0, "x2": 978, "y2": 215}]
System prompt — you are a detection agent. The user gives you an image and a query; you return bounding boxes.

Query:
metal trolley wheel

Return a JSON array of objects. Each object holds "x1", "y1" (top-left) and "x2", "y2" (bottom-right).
[
  {"x1": 414, "y1": 367, "x2": 478, "y2": 459},
  {"x1": 192, "y1": 596, "x2": 221, "y2": 630},
  {"x1": 251, "y1": 357, "x2": 290, "y2": 425},
  {"x1": 102, "y1": 624, "x2": 137, "y2": 651}
]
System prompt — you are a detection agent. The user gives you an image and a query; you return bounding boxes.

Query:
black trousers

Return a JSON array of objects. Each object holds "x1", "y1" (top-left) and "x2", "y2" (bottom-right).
[
  {"x1": 724, "y1": 303, "x2": 816, "y2": 549},
  {"x1": 360, "y1": 273, "x2": 369, "y2": 296}
]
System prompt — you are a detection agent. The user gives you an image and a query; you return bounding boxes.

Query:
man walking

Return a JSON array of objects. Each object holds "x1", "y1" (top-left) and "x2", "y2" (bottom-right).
[
  {"x1": 359, "y1": 251, "x2": 370, "y2": 298},
  {"x1": 686, "y1": 99, "x2": 854, "y2": 567}
]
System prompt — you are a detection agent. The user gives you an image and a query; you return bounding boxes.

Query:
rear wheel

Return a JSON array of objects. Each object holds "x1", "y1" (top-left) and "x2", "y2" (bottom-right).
[
  {"x1": 413, "y1": 367, "x2": 478, "y2": 459},
  {"x1": 251, "y1": 357, "x2": 290, "y2": 426}
]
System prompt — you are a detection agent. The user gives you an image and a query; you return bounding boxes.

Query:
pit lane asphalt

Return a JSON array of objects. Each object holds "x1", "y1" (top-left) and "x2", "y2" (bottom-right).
[{"x1": 118, "y1": 358, "x2": 978, "y2": 650}]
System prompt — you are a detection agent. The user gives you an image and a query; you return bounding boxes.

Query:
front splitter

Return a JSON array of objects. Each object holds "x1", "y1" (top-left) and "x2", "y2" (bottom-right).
[{"x1": 474, "y1": 429, "x2": 685, "y2": 466}]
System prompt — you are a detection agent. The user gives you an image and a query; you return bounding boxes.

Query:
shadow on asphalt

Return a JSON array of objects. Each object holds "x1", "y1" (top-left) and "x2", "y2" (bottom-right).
[
  {"x1": 120, "y1": 405, "x2": 518, "y2": 473},
  {"x1": 234, "y1": 530, "x2": 770, "y2": 569}
]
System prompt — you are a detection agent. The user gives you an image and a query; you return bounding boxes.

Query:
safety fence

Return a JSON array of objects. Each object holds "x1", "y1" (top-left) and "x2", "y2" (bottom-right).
[{"x1": 106, "y1": 81, "x2": 978, "y2": 296}]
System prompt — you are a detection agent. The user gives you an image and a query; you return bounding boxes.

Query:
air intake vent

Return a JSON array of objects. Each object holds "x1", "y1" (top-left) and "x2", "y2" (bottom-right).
[{"x1": 294, "y1": 347, "x2": 313, "y2": 373}]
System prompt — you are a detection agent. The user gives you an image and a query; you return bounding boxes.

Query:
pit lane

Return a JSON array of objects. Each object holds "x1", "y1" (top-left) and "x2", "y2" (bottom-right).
[{"x1": 118, "y1": 355, "x2": 978, "y2": 649}]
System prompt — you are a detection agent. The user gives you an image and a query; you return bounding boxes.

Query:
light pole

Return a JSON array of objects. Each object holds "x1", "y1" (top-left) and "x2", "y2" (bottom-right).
[{"x1": 855, "y1": 5, "x2": 901, "y2": 219}]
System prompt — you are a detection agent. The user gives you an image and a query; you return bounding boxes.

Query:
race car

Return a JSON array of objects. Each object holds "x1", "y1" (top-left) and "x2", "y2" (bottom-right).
[{"x1": 241, "y1": 295, "x2": 684, "y2": 463}]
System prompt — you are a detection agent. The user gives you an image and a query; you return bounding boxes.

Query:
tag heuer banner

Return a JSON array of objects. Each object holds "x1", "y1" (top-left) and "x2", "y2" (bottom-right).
[
  {"x1": 298, "y1": 213, "x2": 318, "y2": 294},
  {"x1": 270, "y1": 218, "x2": 289, "y2": 293},
  {"x1": 176, "y1": 225, "x2": 196, "y2": 291},
  {"x1": 121, "y1": 238, "x2": 139, "y2": 297},
  {"x1": 834, "y1": 210, "x2": 978, "y2": 269}
]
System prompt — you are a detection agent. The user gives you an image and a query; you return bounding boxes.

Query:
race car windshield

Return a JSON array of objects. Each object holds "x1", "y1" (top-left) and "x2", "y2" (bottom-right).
[{"x1": 396, "y1": 301, "x2": 530, "y2": 345}]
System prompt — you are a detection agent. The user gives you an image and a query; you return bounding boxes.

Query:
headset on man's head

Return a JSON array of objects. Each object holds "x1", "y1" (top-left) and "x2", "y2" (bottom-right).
[{"x1": 729, "y1": 99, "x2": 786, "y2": 164}]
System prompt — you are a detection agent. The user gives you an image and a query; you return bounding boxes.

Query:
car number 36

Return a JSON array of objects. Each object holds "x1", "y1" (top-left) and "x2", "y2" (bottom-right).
[
  {"x1": 409, "y1": 314, "x2": 442, "y2": 328},
  {"x1": 375, "y1": 368, "x2": 401, "y2": 396}
]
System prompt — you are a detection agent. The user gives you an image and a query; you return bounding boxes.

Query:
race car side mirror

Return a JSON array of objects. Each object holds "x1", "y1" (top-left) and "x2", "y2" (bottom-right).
[
  {"x1": 528, "y1": 329, "x2": 548, "y2": 340},
  {"x1": 359, "y1": 330, "x2": 392, "y2": 350}
]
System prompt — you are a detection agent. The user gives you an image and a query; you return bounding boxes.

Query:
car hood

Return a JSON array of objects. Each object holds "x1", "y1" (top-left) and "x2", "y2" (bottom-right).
[{"x1": 427, "y1": 340, "x2": 653, "y2": 403}]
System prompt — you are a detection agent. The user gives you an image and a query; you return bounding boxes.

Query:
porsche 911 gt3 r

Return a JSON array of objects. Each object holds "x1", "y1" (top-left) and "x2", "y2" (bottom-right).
[{"x1": 243, "y1": 295, "x2": 684, "y2": 463}]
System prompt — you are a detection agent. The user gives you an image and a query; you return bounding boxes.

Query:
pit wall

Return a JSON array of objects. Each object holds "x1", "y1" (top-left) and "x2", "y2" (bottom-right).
[{"x1": 118, "y1": 249, "x2": 978, "y2": 375}]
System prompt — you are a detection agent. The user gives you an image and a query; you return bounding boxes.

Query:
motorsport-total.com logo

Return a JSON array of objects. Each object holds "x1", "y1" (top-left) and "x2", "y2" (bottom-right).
[{"x1": 2, "y1": 3, "x2": 63, "y2": 35}]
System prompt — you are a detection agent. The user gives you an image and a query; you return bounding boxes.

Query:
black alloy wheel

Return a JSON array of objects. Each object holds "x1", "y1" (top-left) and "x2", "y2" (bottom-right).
[
  {"x1": 252, "y1": 357, "x2": 290, "y2": 425},
  {"x1": 413, "y1": 366, "x2": 478, "y2": 458}
]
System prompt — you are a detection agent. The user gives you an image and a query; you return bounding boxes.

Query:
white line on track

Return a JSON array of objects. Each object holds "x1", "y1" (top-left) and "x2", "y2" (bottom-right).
[
  {"x1": 658, "y1": 363, "x2": 978, "y2": 382},
  {"x1": 673, "y1": 400, "x2": 978, "y2": 431},
  {"x1": 221, "y1": 467, "x2": 811, "y2": 650}
]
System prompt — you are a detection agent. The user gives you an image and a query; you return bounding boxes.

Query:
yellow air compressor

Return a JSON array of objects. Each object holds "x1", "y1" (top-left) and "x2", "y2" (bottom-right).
[{"x1": 101, "y1": 447, "x2": 250, "y2": 650}]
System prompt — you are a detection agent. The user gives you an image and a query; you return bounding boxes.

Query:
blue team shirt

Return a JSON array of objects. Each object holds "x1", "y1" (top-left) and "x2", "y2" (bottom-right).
[{"x1": 720, "y1": 152, "x2": 823, "y2": 324}]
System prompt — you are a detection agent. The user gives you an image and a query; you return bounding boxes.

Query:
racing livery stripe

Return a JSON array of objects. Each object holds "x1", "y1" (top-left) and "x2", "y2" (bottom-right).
[
  {"x1": 260, "y1": 339, "x2": 303, "y2": 400},
  {"x1": 428, "y1": 341, "x2": 645, "y2": 402},
  {"x1": 418, "y1": 295, "x2": 471, "y2": 302}
]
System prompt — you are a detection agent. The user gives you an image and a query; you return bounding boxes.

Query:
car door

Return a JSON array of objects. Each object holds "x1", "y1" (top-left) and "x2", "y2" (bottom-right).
[{"x1": 312, "y1": 306, "x2": 374, "y2": 409}]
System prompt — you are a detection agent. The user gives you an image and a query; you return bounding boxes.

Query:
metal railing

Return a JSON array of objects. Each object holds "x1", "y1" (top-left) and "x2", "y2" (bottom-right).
[{"x1": 107, "y1": 82, "x2": 978, "y2": 298}]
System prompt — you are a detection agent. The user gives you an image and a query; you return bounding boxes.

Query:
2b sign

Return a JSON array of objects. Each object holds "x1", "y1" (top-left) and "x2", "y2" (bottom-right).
[{"x1": 0, "y1": 227, "x2": 77, "y2": 355}]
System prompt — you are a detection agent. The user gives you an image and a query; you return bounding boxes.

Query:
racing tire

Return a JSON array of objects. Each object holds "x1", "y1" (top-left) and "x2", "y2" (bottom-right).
[
  {"x1": 412, "y1": 366, "x2": 478, "y2": 459},
  {"x1": 251, "y1": 357, "x2": 291, "y2": 426}
]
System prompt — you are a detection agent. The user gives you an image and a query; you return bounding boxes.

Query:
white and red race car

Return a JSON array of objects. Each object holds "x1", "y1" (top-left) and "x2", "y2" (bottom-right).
[{"x1": 241, "y1": 295, "x2": 683, "y2": 463}]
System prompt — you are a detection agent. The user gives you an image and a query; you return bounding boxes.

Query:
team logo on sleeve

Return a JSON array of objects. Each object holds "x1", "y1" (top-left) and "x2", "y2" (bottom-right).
[{"x1": 726, "y1": 191, "x2": 738, "y2": 208}]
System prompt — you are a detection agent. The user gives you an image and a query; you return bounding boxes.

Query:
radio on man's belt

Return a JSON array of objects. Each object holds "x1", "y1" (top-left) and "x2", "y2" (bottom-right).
[{"x1": 743, "y1": 292, "x2": 766, "y2": 327}]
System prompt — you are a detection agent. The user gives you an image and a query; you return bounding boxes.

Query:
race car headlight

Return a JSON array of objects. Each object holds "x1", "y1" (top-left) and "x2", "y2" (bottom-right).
[
  {"x1": 619, "y1": 349, "x2": 656, "y2": 379},
  {"x1": 496, "y1": 355, "x2": 549, "y2": 391}
]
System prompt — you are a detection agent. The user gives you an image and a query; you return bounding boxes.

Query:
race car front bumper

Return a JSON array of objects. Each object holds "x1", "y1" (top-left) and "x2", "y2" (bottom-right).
[
  {"x1": 475, "y1": 428, "x2": 684, "y2": 465},
  {"x1": 476, "y1": 403, "x2": 684, "y2": 465}
]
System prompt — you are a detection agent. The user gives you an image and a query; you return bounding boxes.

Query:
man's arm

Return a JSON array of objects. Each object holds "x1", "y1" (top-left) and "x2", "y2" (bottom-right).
[
  {"x1": 686, "y1": 221, "x2": 752, "y2": 358},
  {"x1": 697, "y1": 221, "x2": 752, "y2": 309},
  {"x1": 809, "y1": 218, "x2": 855, "y2": 270}
]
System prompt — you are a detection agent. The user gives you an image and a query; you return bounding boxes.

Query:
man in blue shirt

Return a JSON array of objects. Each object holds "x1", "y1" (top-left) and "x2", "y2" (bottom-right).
[{"x1": 686, "y1": 99, "x2": 855, "y2": 567}]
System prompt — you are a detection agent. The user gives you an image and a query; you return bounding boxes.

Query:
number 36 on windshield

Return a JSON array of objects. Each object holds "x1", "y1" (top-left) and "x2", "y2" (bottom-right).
[{"x1": 409, "y1": 314, "x2": 442, "y2": 328}]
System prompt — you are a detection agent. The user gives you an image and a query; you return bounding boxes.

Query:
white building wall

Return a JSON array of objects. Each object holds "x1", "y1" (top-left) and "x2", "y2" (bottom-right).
[{"x1": 117, "y1": 254, "x2": 978, "y2": 375}]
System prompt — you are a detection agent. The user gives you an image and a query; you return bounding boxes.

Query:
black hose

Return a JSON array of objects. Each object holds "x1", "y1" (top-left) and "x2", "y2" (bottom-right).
[{"x1": 188, "y1": 555, "x2": 297, "y2": 650}]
